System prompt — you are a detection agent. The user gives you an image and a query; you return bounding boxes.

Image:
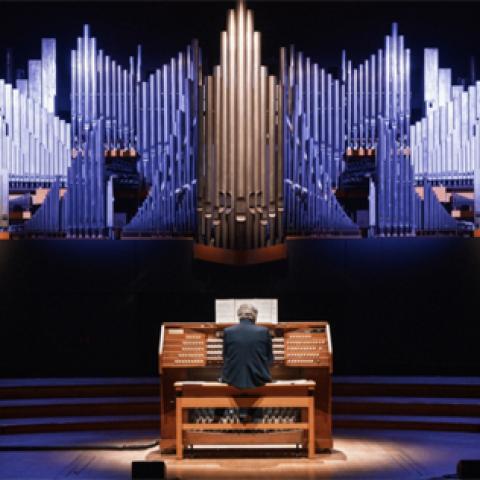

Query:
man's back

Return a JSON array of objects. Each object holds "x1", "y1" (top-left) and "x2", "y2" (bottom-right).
[{"x1": 221, "y1": 319, "x2": 273, "y2": 389}]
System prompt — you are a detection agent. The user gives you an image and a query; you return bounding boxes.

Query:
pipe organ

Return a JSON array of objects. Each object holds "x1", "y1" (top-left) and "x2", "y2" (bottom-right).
[
  {"x1": 5, "y1": 1, "x2": 480, "y2": 240},
  {"x1": 197, "y1": 2, "x2": 284, "y2": 249}
]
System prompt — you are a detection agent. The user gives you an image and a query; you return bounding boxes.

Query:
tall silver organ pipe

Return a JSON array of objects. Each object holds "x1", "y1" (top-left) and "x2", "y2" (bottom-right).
[
  {"x1": 424, "y1": 48, "x2": 439, "y2": 115},
  {"x1": 28, "y1": 60, "x2": 42, "y2": 105},
  {"x1": 41, "y1": 39, "x2": 57, "y2": 115},
  {"x1": 196, "y1": 1, "x2": 283, "y2": 249}
]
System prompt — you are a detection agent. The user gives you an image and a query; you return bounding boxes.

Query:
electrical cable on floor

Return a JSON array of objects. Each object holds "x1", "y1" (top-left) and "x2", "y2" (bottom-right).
[{"x1": 0, "y1": 440, "x2": 160, "y2": 451}]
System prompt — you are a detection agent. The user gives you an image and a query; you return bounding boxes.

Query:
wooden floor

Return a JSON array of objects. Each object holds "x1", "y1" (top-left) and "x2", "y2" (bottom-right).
[
  {"x1": 0, "y1": 428, "x2": 478, "y2": 479},
  {"x1": 146, "y1": 429, "x2": 476, "y2": 480}
]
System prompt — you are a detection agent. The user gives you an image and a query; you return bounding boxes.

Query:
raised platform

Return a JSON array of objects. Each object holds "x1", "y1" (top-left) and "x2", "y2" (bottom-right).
[{"x1": 1, "y1": 377, "x2": 480, "y2": 437}]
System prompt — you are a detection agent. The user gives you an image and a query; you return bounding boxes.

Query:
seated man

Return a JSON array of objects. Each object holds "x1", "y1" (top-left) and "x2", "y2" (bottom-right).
[{"x1": 221, "y1": 303, "x2": 274, "y2": 389}]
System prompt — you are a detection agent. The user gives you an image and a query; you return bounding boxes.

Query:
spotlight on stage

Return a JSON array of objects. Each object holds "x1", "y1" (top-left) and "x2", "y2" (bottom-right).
[
  {"x1": 457, "y1": 460, "x2": 480, "y2": 479},
  {"x1": 131, "y1": 461, "x2": 165, "y2": 480}
]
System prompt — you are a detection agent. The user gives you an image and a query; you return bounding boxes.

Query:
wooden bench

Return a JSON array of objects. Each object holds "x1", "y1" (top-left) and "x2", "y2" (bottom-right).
[{"x1": 175, "y1": 381, "x2": 316, "y2": 459}]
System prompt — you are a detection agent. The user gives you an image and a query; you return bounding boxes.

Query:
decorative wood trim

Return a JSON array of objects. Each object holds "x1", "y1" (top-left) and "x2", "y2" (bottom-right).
[{"x1": 193, "y1": 242, "x2": 287, "y2": 265}]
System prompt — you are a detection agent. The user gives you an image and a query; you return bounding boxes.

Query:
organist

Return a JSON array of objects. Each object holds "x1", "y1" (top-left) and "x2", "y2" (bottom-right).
[{"x1": 221, "y1": 303, "x2": 274, "y2": 389}]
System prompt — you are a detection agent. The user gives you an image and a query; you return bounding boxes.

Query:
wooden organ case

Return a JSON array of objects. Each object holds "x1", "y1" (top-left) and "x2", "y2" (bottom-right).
[{"x1": 158, "y1": 322, "x2": 333, "y2": 452}]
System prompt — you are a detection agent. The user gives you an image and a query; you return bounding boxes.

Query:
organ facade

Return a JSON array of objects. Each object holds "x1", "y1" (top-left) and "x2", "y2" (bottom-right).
[{"x1": 0, "y1": 0, "x2": 478, "y2": 252}]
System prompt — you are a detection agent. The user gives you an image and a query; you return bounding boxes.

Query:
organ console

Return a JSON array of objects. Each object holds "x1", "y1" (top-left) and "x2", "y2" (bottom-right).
[{"x1": 159, "y1": 321, "x2": 333, "y2": 452}]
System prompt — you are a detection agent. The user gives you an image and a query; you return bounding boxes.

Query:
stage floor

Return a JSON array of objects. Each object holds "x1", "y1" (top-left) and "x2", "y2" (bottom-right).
[{"x1": 0, "y1": 428, "x2": 478, "y2": 479}]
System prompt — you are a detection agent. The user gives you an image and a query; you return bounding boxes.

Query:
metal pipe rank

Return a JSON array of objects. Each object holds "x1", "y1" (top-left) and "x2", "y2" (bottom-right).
[
  {"x1": 196, "y1": 1, "x2": 283, "y2": 249},
  {"x1": 71, "y1": 25, "x2": 139, "y2": 153},
  {"x1": 123, "y1": 41, "x2": 202, "y2": 236},
  {"x1": 24, "y1": 179, "x2": 62, "y2": 235},
  {"x1": 343, "y1": 23, "x2": 410, "y2": 156},
  {"x1": 62, "y1": 118, "x2": 106, "y2": 238},
  {"x1": 281, "y1": 46, "x2": 358, "y2": 236},
  {"x1": 376, "y1": 116, "x2": 416, "y2": 236},
  {"x1": 0, "y1": 35, "x2": 71, "y2": 190},
  {"x1": 420, "y1": 179, "x2": 458, "y2": 232},
  {"x1": 411, "y1": 48, "x2": 479, "y2": 186}
]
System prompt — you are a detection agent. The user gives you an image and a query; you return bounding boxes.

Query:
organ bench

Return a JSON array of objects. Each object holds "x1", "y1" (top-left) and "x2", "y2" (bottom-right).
[
  {"x1": 159, "y1": 321, "x2": 332, "y2": 453},
  {"x1": 175, "y1": 381, "x2": 316, "y2": 459}
]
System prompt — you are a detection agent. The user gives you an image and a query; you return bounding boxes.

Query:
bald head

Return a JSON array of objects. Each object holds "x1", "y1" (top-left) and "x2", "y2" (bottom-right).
[{"x1": 237, "y1": 303, "x2": 258, "y2": 322}]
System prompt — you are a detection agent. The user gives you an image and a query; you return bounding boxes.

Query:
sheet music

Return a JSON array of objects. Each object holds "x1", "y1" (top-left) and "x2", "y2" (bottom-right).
[
  {"x1": 215, "y1": 299, "x2": 236, "y2": 324},
  {"x1": 215, "y1": 298, "x2": 278, "y2": 324}
]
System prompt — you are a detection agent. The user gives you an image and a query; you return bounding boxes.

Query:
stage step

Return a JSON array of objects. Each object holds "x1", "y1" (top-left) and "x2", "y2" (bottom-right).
[
  {"x1": 333, "y1": 414, "x2": 480, "y2": 432},
  {"x1": 333, "y1": 376, "x2": 480, "y2": 398},
  {"x1": 0, "y1": 377, "x2": 159, "y2": 400},
  {"x1": 0, "y1": 415, "x2": 159, "y2": 435},
  {"x1": 0, "y1": 429, "x2": 160, "y2": 448},
  {"x1": 0, "y1": 377, "x2": 479, "y2": 435},
  {"x1": 333, "y1": 396, "x2": 480, "y2": 417},
  {"x1": 0, "y1": 396, "x2": 159, "y2": 419},
  {"x1": 332, "y1": 377, "x2": 480, "y2": 432}
]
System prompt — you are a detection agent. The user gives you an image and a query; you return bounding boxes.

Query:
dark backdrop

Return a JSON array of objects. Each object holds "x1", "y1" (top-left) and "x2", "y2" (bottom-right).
[{"x1": 1, "y1": 238, "x2": 478, "y2": 377}]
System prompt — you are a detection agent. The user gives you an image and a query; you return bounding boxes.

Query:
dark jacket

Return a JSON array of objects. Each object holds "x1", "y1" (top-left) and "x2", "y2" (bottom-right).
[{"x1": 221, "y1": 318, "x2": 274, "y2": 389}]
